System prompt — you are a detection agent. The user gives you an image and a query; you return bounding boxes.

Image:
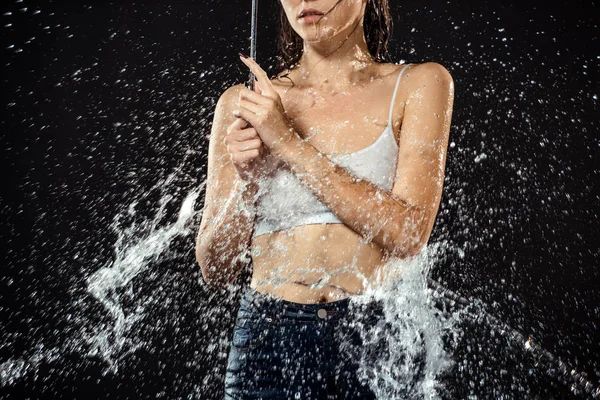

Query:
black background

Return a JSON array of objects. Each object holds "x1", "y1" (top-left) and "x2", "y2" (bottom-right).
[{"x1": 1, "y1": 0, "x2": 599, "y2": 399}]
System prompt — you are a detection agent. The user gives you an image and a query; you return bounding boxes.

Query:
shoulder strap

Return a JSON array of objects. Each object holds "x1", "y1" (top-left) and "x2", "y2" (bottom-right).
[{"x1": 387, "y1": 63, "x2": 412, "y2": 126}]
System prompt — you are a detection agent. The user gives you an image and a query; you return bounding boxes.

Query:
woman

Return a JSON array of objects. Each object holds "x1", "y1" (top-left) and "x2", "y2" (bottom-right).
[{"x1": 196, "y1": 0, "x2": 454, "y2": 398}]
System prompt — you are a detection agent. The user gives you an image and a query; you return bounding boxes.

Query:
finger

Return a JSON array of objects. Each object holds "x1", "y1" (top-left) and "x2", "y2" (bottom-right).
[
  {"x1": 226, "y1": 128, "x2": 259, "y2": 144},
  {"x1": 226, "y1": 117, "x2": 248, "y2": 138},
  {"x1": 237, "y1": 128, "x2": 260, "y2": 142},
  {"x1": 254, "y1": 78, "x2": 263, "y2": 95},
  {"x1": 231, "y1": 116, "x2": 249, "y2": 129},
  {"x1": 239, "y1": 86, "x2": 269, "y2": 106},
  {"x1": 231, "y1": 138, "x2": 263, "y2": 152},
  {"x1": 232, "y1": 108, "x2": 254, "y2": 127},
  {"x1": 239, "y1": 99, "x2": 262, "y2": 116},
  {"x1": 239, "y1": 56, "x2": 276, "y2": 98}
]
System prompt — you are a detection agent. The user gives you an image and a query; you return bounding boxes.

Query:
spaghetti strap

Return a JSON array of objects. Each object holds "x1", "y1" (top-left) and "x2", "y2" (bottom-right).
[{"x1": 387, "y1": 63, "x2": 412, "y2": 126}]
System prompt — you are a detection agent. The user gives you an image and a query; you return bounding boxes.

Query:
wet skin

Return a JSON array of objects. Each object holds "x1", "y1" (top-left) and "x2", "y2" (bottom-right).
[{"x1": 249, "y1": 62, "x2": 415, "y2": 304}]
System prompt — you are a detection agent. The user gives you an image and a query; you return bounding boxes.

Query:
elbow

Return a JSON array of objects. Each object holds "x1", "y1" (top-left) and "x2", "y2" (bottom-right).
[
  {"x1": 196, "y1": 229, "x2": 248, "y2": 289},
  {"x1": 196, "y1": 244, "x2": 242, "y2": 289},
  {"x1": 406, "y1": 240, "x2": 427, "y2": 258},
  {"x1": 200, "y1": 270, "x2": 226, "y2": 289},
  {"x1": 386, "y1": 215, "x2": 430, "y2": 260},
  {"x1": 196, "y1": 243, "x2": 227, "y2": 289},
  {"x1": 197, "y1": 257, "x2": 229, "y2": 289},
  {"x1": 195, "y1": 239, "x2": 207, "y2": 273},
  {"x1": 195, "y1": 242, "x2": 205, "y2": 268},
  {"x1": 386, "y1": 241, "x2": 425, "y2": 260}
]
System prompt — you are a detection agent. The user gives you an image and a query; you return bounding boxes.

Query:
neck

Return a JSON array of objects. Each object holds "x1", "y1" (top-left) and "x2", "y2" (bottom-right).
[{"x1": 294, "y1": 19, "x2": 377, "y2": 91}]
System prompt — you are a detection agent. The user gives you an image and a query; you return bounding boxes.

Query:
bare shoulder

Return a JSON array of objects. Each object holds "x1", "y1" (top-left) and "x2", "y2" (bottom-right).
[
  {"x1": 217, "y1": 83, "x2": 245, "y2": 112},
  {"x1": 404, "y1": 62, "x2": 454, "y2": 87},
  {"x1": 377, "y1": 61, "x2": 452, "y2": 92},
  {"x1": 208, "y1": 83, "x2": 246, "y2": 144}
]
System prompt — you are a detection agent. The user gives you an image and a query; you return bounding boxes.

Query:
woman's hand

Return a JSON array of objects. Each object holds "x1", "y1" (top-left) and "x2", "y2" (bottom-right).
[
  {"x1": 235, "y1": 54, "x2": 298, "y2": 156},
  {"x1": 225, "y1": 116, "x2": 269, "y2": 182}
]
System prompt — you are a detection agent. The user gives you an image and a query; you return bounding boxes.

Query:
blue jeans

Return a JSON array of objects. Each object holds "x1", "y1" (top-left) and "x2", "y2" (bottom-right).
[{"x1": 224, "y1": 286, "x2": 425, "y2": 399}]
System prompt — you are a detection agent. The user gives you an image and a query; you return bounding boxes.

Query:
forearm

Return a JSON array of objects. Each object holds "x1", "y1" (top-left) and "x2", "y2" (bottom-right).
[
  {"x1": 272, "y1": 136, "x2": 426, "y2": 258},
  {"x1": 196, "y1": 179, "x2": 257, "y2": 287}
]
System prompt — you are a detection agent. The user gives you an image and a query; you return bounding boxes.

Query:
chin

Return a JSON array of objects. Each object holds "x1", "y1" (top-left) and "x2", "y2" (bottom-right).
[{"x1": 298, "y1": 26, "x2": 336, "y2": 43}]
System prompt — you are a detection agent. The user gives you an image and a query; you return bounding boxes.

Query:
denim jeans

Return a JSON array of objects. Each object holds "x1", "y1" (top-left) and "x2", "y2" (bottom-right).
[{"x1": 224, "y1": 286, "x2": 425, "y2": 399}]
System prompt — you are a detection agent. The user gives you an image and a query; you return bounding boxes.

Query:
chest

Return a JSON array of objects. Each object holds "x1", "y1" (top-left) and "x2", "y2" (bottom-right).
[{"x1": 276, "y1": 81, "x2": 405, "y2": 158}]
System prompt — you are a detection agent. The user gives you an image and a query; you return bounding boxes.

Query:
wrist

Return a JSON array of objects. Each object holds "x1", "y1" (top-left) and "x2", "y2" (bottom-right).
[{"x1": 270, "y1": 130, "x2": 302, "y2": 161}]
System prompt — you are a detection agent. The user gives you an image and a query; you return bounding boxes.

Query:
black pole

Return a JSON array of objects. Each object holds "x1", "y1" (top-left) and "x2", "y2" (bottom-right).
[{"x1": 247, "y1": 0, "x2": 258, "y2": 91}]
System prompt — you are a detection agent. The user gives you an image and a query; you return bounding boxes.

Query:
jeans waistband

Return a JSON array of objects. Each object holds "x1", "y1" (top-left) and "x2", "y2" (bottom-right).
[
  {"x1": 241, "y1": 287, "x2": 350, "y2": 318},
  {"x1": 240, "y1": 286, "x2": 384, "y2": 322}
]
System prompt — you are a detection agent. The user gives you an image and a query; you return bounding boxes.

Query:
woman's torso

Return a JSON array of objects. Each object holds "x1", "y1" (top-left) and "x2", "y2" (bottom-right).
[{"x1": 249, "y1": 62, "x2": 415, "y2": 304}]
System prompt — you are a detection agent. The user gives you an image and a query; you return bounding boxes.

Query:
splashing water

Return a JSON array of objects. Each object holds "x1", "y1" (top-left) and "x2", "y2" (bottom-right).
[
  {"x1": 2, "y1": 2, "x2": 599, "y2": 399},
  {"x1": 2, "y1": 166, "x2": 205, "y2": 384},
  {"x1": 1, "y1": 171, "x2": 598, "y2": 398},
  {"x1": 65, "y1": 191, "x2": 600, "y2": 399},
  {"x1": 85, "y1": 178, "x2": 202, "y2": 372},
  {"x1": 351, "y1": 247, "x2": 457, "y2": 399}
]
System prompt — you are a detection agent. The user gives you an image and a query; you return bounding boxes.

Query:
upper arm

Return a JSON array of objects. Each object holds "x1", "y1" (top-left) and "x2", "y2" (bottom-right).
[
  {"x1": 391, "y1": 62, "x2": 455, "y2": 248},
  {"x1": 197, "y1": 84, "x2": 245, "y2": 242}
]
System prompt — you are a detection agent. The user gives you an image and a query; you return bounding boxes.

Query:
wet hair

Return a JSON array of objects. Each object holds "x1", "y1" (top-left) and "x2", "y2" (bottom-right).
[{"x1": 274, "y1": 0, "x2": 393, "y2": 86}]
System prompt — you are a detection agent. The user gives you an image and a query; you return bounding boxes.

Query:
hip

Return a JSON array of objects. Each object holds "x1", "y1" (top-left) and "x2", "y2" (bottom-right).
[{"x1": 225, "y1": 286, "x2": 427, "y2": 399}]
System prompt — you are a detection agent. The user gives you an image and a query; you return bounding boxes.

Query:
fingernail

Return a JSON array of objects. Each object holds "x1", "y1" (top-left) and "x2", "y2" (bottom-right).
[{"x1": 238, "y1": 52, "x2": 248, "y2": 59}]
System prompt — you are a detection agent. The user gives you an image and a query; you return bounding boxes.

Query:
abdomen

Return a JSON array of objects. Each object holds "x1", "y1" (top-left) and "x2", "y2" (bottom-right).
[{"x1": 250, "y1": 223, "x2": 386, "y2": 302}]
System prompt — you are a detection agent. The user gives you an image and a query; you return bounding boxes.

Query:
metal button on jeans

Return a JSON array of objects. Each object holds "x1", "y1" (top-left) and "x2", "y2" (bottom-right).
[{"x1": 317, "y1": 309, "x2": 327, "y2": 319}]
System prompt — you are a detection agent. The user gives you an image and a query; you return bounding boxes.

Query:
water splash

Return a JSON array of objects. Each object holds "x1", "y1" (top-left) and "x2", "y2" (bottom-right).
[
  {"x1": 0, "y1": 344, "x2": 62, "y2": 387},
  {"x1": 84, "y1": 169, "x2": 203, "y2": 372},
  {"x1": 1, "y1": 3, "x2": 598, "y2": 398},
  {"x1": 351, "y1": 245, "x2": 457, "y2": 399},
  {"x1": 2, "y1": 187, "x2": 597, "y2": 398}
]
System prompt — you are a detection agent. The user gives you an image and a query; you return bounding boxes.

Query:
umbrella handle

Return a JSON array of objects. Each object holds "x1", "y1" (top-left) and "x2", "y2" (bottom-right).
[{"x1": 246, "y1": 0, "x2": 258, "y2": 91}]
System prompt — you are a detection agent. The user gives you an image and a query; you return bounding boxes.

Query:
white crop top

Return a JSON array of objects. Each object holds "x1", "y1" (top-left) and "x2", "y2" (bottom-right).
[{"x1": 252, "y1": 63, "x2": 412, "y2": 239}]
